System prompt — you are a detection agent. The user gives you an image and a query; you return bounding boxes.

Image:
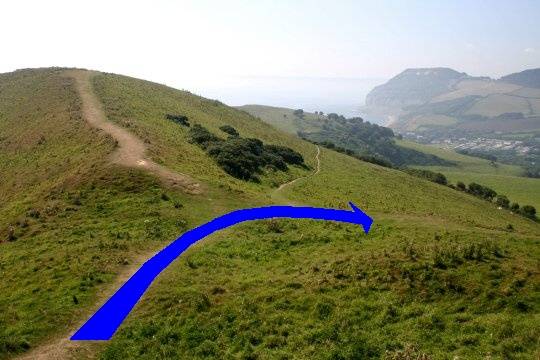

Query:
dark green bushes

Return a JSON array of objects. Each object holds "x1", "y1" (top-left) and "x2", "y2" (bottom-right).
[
  {"x1": 404, "y1": 169, "x2": 448, "y2": 185},
  {"x1": 219, "y1": 125, "x2": 239, "y2": 137},
  {"x1": 189, "y1": 124, "x2": 304, "y2": 181},
  {"x1": 264, "y1": 144, "x2": 305, "y2": 165},
  {"x1": 189, "y1": 124, "x2": 221, "y2": 149},
  {"x1": 165, "y1": 114, "x2": 190, "y2": 127},
  {"x1": 468, "y1": 182, "x2": 497, "y2": 201},
  {"x1": 453, "y1": 183, "x2": 537, "y2": 221},
  {"x1": 520, "y1": 205, "x2": 536, "y2": 219},
  {"x1": 311, "y1": 140, "x2": 393, "y2": 168}
]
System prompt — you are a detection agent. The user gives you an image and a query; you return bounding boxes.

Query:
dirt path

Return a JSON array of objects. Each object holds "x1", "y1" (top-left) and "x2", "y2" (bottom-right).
[
  {"x1": 17, "y1": 250, "x2": 160, "y2": 360},
  {"x1": 271, "y1": 145, "x2": 320, "y2": 202},
  {"x1": 65, "y1": 69, "x2": 202, "y2": 194}
]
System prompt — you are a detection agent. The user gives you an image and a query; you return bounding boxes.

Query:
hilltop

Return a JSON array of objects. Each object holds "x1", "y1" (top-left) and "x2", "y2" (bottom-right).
[{"x1": 1, "y1": 68, "x2": 539, "y2": 359}]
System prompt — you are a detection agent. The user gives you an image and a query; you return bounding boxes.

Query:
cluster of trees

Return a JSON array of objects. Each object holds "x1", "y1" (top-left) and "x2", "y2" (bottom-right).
[
  {"x1": 297, "y1": 113, "x2": 450, "y2": 167},
  {"x1": 312, "y1": 140, "x2": 393, "y2": 168},
  {"x1": 456, "y1": 149, "x2": 497, "y2": 162},
  {"x1": 189, "y1": 124, "x2": 305, "y2": 181},
  {"x1": 165, "y1": 114, "x2": 190, "y2": 127},
  {"x1": 455, "y1": 181, "x2": 536, "y2": 219},
  {"x1": 404, "y1": 168, "x2": 448, "y2": 185}
]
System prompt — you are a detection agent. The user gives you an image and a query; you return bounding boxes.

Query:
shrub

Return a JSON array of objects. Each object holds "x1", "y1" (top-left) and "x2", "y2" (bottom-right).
[
  {"x1": 219, "y1": 125, "x2": 239, "y2": 137},
  {"x1": 456, "y1": 181, "x2": 466, "y2": 191},
  {"x1": 293, "y1": 109, "x2": 304, "y2": 118},
  {"x1": 188, "y1": 124, "x2": 222, "y2": 149},
  {"x1": 510, "y1": 202, "x2": 520, "y2": 212},
  {"x1": 264, "y1": 144, "x2": 304, "y2": 165},
  {"x1": 468, "y1": 182, "x2": 497, "y2": 201},
  {"x1": 404, "y1": 169, "x2": 447, "y2": 185},
  {"x1": 190, "y1": 125, "x2": 304, "y2": 181},
  {"x1": 356, "y1": 154, "x2": 393, "y2": 168},
  {"x1": 166, "y1": 114, "x2": 190, "y2": 126},
  {"x1": 496, "y1": 195, "x2": 510, "y2": 209},
  {"x1": 520, "y1": 205, "x2": 536, "y2": 219}
]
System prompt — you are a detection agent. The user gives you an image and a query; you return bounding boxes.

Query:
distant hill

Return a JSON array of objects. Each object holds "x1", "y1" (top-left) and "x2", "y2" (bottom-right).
[
  {"x1": 239, "y1": 104, "x2": 451, "y2": 167},
  {"x1": 362, "y1": 67, "x2": 540, "y2": 135},
  {"x1": 500, "y1": 68, "x2": 540, "y2": 89},
  {"x1": 365, "y1": 67, "x2": 469, "y2": 108}
]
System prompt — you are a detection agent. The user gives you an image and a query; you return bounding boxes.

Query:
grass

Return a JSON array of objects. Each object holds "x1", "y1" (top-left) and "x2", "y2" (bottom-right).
[
  {"x1": 397, "y1": 140, "x2": 540, "y2": 209},
  {"x1": 1, "y1": 68, "x2": 539, "y2": 359}
]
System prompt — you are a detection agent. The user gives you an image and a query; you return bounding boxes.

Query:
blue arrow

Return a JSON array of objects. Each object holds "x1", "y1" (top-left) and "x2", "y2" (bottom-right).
[{"x1": 71, "y1": 202, "x2": 372, "y2": 340}]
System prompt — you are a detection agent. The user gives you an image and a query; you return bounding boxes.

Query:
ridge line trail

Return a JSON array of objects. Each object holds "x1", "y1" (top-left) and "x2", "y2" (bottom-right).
[
  {"x1": 17, "y1": 70, "x2": 204, "y2": 359},
  {"x1": 271, "y1": 145, "x2": 320, "y2": 203},
  {"x1": 65, "y1": 69, "x2": 202, "y2": 194}
]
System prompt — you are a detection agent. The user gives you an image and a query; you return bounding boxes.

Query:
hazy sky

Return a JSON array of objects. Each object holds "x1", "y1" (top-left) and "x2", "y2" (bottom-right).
[{"x1": 1, "y1": 0, "x2": 539, "y2": 98}]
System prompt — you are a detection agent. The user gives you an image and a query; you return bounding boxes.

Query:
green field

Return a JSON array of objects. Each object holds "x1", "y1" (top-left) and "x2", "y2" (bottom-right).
[
  {"x1": 397, "y1": 140, "x2": 540, "y2": 209},
  {"x1": 1, "y1": 69, "x2": 539, "y2": 359}
]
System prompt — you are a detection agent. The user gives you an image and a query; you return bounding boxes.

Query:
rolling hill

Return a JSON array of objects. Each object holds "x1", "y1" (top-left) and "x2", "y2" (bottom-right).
[
  {"x1": 362, "y1": 67, "x2": 540, "y2": 134},
  {"x1": 1, "y1": 68, "x2": 539, "y2": 359},
  {"x1": 500, "y1": 68, "x2": 540, "y2": 89}
]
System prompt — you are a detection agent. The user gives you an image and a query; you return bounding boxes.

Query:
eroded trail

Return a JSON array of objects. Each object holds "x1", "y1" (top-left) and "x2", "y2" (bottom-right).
[
  {"x1": 66, "y1": 69, "x2": 202, "y2": 194},
  {"x1": 271, "y1": 145, "x2": 320, "y2": 202}
]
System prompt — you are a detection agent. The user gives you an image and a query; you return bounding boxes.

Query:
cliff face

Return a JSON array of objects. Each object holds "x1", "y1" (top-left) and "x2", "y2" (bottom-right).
[{"x1": 365, "y1": 68, "x2": 469, "y2": 107}]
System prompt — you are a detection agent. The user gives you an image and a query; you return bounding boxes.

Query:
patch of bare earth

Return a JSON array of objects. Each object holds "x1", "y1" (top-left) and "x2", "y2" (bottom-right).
[{"x1": 65, "y1": 69, "x2": 202, "y2": 194}]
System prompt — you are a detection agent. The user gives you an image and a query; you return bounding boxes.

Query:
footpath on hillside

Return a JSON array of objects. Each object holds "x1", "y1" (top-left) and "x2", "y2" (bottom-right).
[
  {"x1": 271, "y1": 145, "x2": 321, "y2": 203},
  {"x1": 66, "y1": 69, "x2": 202, "y2": 194}
]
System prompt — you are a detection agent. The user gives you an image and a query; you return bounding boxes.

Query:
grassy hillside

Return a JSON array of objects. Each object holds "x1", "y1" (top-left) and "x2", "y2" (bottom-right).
[
  {"x1": 397, "y1": 140, "x2": 540, "y2": 209},
  {"x1": 1, "y1": 69, "x2": 539, "y2": 359}
]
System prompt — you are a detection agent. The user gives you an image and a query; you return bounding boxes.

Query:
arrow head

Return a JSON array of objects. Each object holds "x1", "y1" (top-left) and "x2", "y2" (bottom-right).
[{"x1": 348, "y1": 202, "x2": 373, "y2": 234}]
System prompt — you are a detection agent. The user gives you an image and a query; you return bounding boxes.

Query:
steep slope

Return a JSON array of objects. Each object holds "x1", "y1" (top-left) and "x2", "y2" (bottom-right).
[
  {"x1": 1, "y1": 68, "x2": 539, "y2": 359},
  {"x1": 500, "y1": 68, "x2": 540, "y2": 89}
]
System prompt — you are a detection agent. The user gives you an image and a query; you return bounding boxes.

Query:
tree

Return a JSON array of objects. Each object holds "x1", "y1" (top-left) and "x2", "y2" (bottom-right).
[
  {"x1": 496, "y1": 195, "x2": 510, "y2": 209},
  {"x1": 456, "y1": 181, "x2": 466, "y2": 191},
  {"x1": 520, "y1": 205, "x2": 537, "y2": 219},
  {"x1": 166, "y1": 114, "x2": 190, "y2": 126}
]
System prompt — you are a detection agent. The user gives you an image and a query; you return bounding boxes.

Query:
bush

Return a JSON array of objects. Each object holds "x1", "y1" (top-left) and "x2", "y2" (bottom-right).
[
  {"x1": 510, "y1": 203, "x2": 520, "y2": 212},
  {"x1": 166, "y1": 114, "x2": 190, "y2": 127},
  {"x1": 219, "y1": 125, "x2": 239, "y2": 137},
  {"x1": 190, "y1": 125, "x2": 305, "y2": 181},
  {"x1": 293, "y1": 109, "x2": 304, "y2": 118},
  {"x1": 468, "y1": 182, "x2": 497, "y2": 201},
  {"x1": 404, "y1": 169, "x2": 447, "y2": 185},
  {"x1": 496, "y1": 195, "x2": 510, "y2": 209},
  {"x1": 520, "y1": 205, "x2": 536, "y2": 219},
  {"x1": 188, "y1": 124, "x2": 222, "y2": 149},
  {"x1": 356, "y1": 154, "x2": 393, "y2": 168},
  {"x1": 264, "y1": 144, "x2": 304, "y2": 165},
  {"x1": 456, "y1": 181, "x2": 466, "y2": 191},
  {"x1": 315, "y1": 140, "x2": 393, "y2": 168}
]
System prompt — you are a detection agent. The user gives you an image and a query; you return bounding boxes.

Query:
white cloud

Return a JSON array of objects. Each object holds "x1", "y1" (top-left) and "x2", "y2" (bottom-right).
[{"x1": 524, "y1": 47, "x2": 536, "y2": 53}]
